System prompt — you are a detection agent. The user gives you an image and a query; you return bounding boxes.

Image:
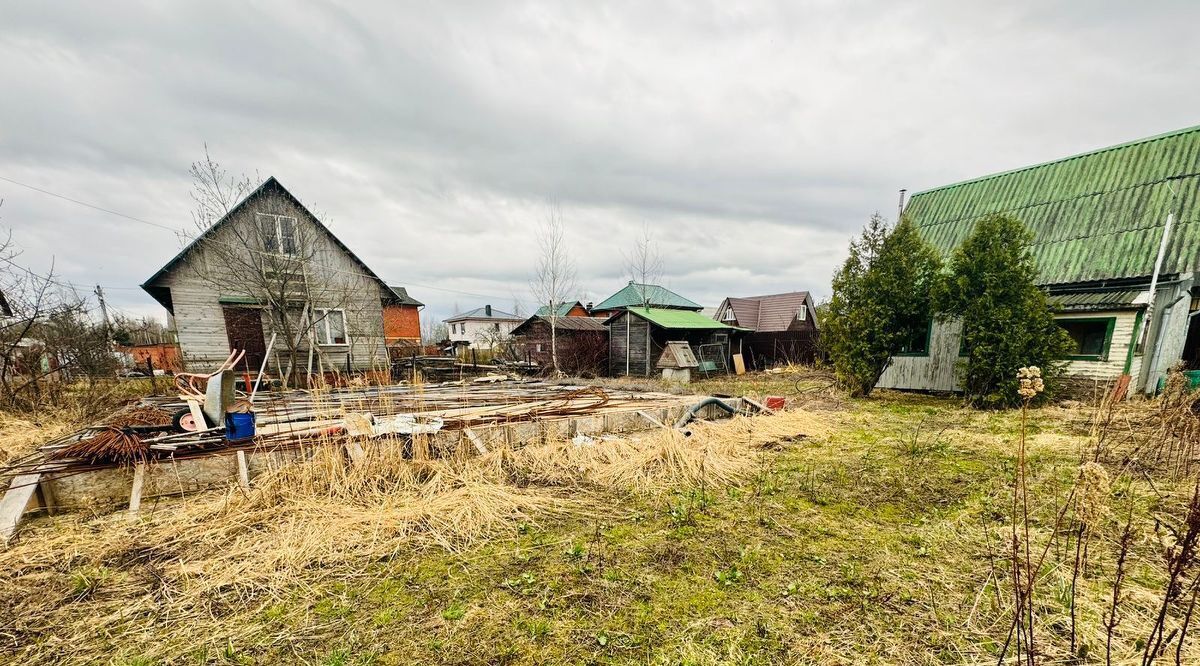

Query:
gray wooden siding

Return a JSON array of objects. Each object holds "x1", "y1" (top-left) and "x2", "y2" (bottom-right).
[
  {"x1": 608, "y1": 313, "x2": 653, "y2": 377},
  {"x1": 877, "y1": 320, "x2": 963, "y2": 392},
  {"x1": 157, "y1": 193, "x2": 386, "y2": 373}
]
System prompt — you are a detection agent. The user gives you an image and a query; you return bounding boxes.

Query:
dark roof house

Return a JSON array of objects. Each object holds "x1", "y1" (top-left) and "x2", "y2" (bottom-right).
[
  {"x1": 878, "y1": 125, "x2": 1200, "y2": 394},
  {"x1": 714, "y1": 291, "x2": 818, "y2": 369}
]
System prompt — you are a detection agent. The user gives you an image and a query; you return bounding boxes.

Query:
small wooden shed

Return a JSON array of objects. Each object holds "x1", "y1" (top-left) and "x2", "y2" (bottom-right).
[{"x1": 605, "y1": 307, "x2": 745, "y2": 378}]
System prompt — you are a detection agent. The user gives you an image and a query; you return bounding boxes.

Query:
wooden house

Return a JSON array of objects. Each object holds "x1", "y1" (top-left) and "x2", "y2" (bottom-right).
[
  {"x1": 877, "y1": 125, "x2": 1200, "y2": 394},
  {"x1": 713, "y1": 291, "x2": 818, "y2": 369},
  {"x1": 141, "y1": 177, "x2": 420, "y2": 380},
  {"x1": 605, "y1": 307, "x2": 745, "y2": 377},
  {"x1": 510, "y1": 314, "x2": 608, "y2": 375}
]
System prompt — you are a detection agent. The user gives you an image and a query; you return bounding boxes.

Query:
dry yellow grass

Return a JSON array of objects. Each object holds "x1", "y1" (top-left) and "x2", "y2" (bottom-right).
[{"x1": 0, "y1": 409, "x2": 837, "y2": 663}]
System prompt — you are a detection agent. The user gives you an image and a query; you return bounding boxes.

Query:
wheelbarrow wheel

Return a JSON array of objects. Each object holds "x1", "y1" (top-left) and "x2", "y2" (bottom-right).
[{"x1": 172, "y1": 408, "x2": 201, "y2": 433}]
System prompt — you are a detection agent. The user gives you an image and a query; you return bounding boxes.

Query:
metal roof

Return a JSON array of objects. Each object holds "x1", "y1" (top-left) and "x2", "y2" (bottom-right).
[
  {"x1": 905, "y1": 125, "x2": 1200, "y2": 286},
  {"x1": 388, "y1": 286, "x2": 424, "y2": 307},
  {"x1": 444, "y1": 306, "x2": 523, "y2": 323},
  {"x1": 592, "y1": 282, "x2": 703, "y2": 311},
  {"x1": 534, "y1": 302, "x2": 583, "y2": 317},
  {"x1": 607, "y1": 307, "x2": 746, "y2": 331},
  {"x1": 1046, "y1": 288, "x2": 1149, "y2": 311},
  {"x1": 719, "y1": 291, "x2": 811, "y2": 332}
]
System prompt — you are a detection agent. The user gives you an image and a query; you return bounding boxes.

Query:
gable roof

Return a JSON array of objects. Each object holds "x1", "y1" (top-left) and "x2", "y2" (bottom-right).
[
  {"x1": 511, "y1": 314, "x2": 607, "y2": 336},
  {"x1": 140, "y1": 177, "x2": 396, "y2": 312},
  {"x1": 388, "y1": 286, "x2": 424, "y2": 307},
  {"x1": 905, "y1": 125, "x2": 1200, "y2": 286},
  {"x1": 534, "y1": 301, "x2": 584, "y2": 317},
  {"x1": 720, "y1": 291, "x2": 811, "y2": 332},
  {"x1": 444, "y1": 306, "x2": 523, "y2": 323},
  {"x1": 592, "y1": 281, "x2": 702, "y2": 311},
  {"x1": 607, "y1": 306, "x2": 746, "y2": 331}
]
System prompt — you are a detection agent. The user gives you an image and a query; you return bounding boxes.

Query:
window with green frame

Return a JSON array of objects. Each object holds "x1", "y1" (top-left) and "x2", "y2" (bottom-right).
[
  {"x1": 1056, "y1": 317, "x2": 1115, "y2": 361},
  {"x1": 896, "y1": 320, "x2": 932, "y2": 356}
]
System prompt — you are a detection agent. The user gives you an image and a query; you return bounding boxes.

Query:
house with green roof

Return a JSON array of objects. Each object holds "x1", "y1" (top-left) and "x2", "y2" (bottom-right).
[
  {"x1": 590, "y1": 281, "x2": 703, "y2": 318},
  {"x1": 605, "y1": 306, "x2": 746, "y2": 378},
  {"x1": 878, "y1": 125, "x2": 1200, "y2": 394}
]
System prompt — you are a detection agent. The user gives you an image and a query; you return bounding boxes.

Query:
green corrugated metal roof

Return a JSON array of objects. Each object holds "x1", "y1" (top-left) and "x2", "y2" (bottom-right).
[
  {"x1": 534, "y1": 302, "x2": 581, "y2": 317},
  {"x1": 906, "y1": 125, "x2": 1200, "y2": 286},
  {"x1": 616, "y1": 307, "x2": 746, "y2": 330},
  {"x1": 1046, "y1": 289, "x2": 1148, "y2": 311},
  {"x1": 593, "y1": 282, "x2": 702, "y2": 311}
]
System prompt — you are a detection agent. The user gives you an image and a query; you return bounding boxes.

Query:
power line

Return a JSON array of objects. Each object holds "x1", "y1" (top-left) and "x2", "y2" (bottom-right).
[
  {"x1": 0, "y1": 173, "x2": 537, "y2": 305},
  {"x1": 0, "y1": 175, "x2": 177, "y2": 232}
]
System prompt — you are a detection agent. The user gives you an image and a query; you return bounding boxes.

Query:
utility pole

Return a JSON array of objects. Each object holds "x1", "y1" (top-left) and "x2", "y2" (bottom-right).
[{"x1": 94, "y1": 284, "x2": 112, "y2": 344}]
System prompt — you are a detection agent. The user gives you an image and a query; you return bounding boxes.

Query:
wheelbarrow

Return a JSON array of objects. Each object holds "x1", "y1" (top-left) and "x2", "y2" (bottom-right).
[{"x1": 170, "y1": 350, "x2": 244, "y2": 432}]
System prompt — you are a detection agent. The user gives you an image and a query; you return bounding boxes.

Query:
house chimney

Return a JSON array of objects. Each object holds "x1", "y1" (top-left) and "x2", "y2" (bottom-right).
[
  {"x1": 586, "y1": 301, "x2": 594, "y2": 311},
  {"x1": 485, "y1": 304, "x2": 492, "y2": 317}
]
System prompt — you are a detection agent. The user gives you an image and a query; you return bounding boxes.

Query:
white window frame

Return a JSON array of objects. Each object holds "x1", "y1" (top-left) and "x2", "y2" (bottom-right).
[
  {"x1": 722, "y1": 308, "x2": 735, "y2": 322},
  {"x1": 313, "y1": 308, "x2": 348, "y2": 346},
  {"x1": 257, "y1": 213, "x2": 298, "y2": 256},
  {"x1": 797, "y1": 306, "x2": 807, "y2": 321}
]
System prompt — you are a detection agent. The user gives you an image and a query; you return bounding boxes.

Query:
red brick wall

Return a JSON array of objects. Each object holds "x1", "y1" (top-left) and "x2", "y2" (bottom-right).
[
  {"x1": 126, "y1": 343, "x2": 184, "y2": 372},
  {"x1": 384, "y1": 304, "x2": 421, "y2": 342}
]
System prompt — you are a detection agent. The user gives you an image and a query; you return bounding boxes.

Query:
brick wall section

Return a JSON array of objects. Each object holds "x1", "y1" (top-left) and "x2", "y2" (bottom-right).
[{"x1": 384, "y1": 304, "x2": 421, "y2": 342}]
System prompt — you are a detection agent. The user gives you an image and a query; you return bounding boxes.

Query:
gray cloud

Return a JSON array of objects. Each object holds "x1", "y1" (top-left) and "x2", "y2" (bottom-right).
[{"x1": 2, "y1": 1, "x2": 1199, "y2": 325}]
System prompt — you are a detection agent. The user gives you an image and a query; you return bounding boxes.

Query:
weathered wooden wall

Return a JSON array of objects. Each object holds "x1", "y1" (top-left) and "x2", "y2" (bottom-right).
[
  {"x1": 876, "y1": 320, "x2": 963, "y2": 392},
  {"x1": 159, "y1": 191, "x2": 387, "y2": 374}
]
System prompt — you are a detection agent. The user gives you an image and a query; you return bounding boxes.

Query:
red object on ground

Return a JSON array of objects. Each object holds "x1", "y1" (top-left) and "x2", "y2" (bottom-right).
[{"x1": 765, "y1": 396, "x2": 786, "y2": 411}]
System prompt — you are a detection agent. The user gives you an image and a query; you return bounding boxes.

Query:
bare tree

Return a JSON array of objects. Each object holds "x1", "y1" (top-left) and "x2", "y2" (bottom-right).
[
  {"x1": 185, "y1": 152, "x2": 382, "y2": 387},
  {"x1": 624, "y1": 223, "x2": 663, "y2": 307},
  {"x1": 529, "y1": 205, "x2": 577, "y2": 375},
  {"x1": 0, "y1": 216, "x2": 117, "y2": 412}
]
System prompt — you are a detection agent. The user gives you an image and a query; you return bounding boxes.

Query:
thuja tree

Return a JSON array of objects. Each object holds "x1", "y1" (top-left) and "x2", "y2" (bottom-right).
[
  {"x1": 824, "y1": 214, "x2": 942, "y2": 397},
  {"x1": 936, "y1": 213, "x2": 1072, "y2": 408}
]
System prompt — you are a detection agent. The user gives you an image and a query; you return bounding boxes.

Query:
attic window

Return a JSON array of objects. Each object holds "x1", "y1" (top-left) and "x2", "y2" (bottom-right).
[
  {"x1": 722, "y1": 309, "x2": 735, "y2": 321},
  {"x1": 258, "y1": 214, "x2": 297, "y2": 255},
  {"x1": 797, "y1": 306, "x2": 806, "y2": 321}
]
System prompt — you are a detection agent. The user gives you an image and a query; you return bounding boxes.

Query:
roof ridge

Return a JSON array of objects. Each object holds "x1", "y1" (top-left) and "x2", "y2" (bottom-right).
[{"x1": 909, "y1": 124, "x2": 1200, "y2": 199}]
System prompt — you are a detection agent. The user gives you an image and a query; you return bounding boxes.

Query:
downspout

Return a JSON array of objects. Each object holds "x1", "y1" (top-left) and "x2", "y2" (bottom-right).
[
  {"x1": 1138, "y1": 211, "x2": 1176, "y2": 350},
  {"x1": 625, "y1": 313, "x2": 630, "y2": 376},
  {"x1": 1135, "y1": 191, "x2": 1178, "y2": 391}
]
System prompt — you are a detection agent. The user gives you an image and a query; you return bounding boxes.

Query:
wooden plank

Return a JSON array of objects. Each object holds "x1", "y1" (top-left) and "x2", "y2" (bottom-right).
[
  {"x1": 463, "y1": 427, "x2": 488, "y2": 455},
  {"x1": 0, "y1": 473, "x2": 40, "y2": 545},
  {"x1": 128, "y1": 462, "x2": 147, "y2": 518},
  {"x1": 345, "y1": 441, "x2": 366, "y2": 464},
  {"x1": 732, "y1": 353, "x2": 746, "y2": 375},
  {"x1": 742, "y1": 397, "x2": 775, "y2": 414},
  {"x1": 236, "y1": 450, "x2": 251, "y2": 491},
  {"x1": 636, "y1": 410, "x2": 668, "y2": 429}
]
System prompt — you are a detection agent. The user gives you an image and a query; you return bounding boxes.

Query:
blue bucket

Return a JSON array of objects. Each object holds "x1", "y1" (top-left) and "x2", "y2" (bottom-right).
[{"x1": 224, "y1": 411, "x2": 256, "y2": 443}]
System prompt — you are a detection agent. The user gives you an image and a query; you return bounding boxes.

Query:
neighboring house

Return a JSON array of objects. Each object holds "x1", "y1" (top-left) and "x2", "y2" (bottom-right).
[
  {"x1": 445, "y1": 305, "x2": 523, "y2": 350},
  {"x1": 605, "y1": 306, "x2": 745, "y2": 378},
  {"x1": 141, "y1": 177, "x2": 420, "y2": 378},
  {"x1": 534, "y1": 301, "x2": 591, "y2": 318},
  {"x1": 511, "y1": 314, "x2": 608, "y2": 375},
  {"x1": 384, "y1": 286, "x2": 423, "y2": 350},
  {"x1": 877, "y1": 125, "x2": 1200, "y2": 394},
  {"x1": 713, "y1": 291, "x2": 818, "y2": 369},
  {"x1": 590, "y1": 282, "x2": 703, "y2": 318}
]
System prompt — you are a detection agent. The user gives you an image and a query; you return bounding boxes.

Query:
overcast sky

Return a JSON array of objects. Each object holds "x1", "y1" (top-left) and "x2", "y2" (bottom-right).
[{"x1": 1, "y1": 1, "x2": 1198, "y2": 326}]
